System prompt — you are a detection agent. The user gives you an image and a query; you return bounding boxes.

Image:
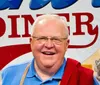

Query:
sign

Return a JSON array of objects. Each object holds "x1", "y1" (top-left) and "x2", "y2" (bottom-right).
[{"x1": 0, "y1": 0, "x2": 100, "y2": 70}]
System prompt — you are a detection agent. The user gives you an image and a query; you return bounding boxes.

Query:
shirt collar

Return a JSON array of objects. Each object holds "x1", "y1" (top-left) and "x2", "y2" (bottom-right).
[{"x1": 26, "y1": 58, "x2": 66, "y2": 79}]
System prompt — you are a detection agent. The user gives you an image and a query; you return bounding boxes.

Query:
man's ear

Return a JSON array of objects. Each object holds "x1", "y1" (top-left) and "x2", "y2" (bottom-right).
[
  {"x1": 66, "y1": 39, "x2": 69, "y2": 49},
  {"x1": 30, "y1": 38, "x2": 32, "y2": 43},
  {"x1": 67, "y1": 39, "x2": 69, "y2": 44},
  {"x1": 65, "y1": 39, "x2": 69, "y2": 50}
]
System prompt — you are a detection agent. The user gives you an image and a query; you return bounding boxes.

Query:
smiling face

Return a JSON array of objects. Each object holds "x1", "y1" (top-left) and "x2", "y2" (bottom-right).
[{"x1": 30, "y1": 15, "x2": 69, "y2": 72}]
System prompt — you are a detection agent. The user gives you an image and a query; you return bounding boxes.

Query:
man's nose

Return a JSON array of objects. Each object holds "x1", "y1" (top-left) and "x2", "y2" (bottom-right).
[{"x1": 44, "y1": 39, "x2": 54, "y2": 48}]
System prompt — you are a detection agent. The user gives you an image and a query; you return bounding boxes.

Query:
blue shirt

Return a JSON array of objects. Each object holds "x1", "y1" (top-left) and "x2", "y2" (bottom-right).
[{"x1": 1, "y1": 59, "x2": 100, "y2": 85}]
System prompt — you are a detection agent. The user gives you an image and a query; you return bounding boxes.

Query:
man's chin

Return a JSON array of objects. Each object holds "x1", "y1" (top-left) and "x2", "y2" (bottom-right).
[
  {"x1": 42, "y1": 62, "x2": 55, "y2": 68},
  {"x1": 44, "y1": 65, "x2": 54, "y2": 68}
]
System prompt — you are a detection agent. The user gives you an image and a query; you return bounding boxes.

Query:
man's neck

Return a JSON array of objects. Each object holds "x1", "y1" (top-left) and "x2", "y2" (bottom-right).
[{"x1": 34, "y1": 61, "x2": 63, "y2": 81}]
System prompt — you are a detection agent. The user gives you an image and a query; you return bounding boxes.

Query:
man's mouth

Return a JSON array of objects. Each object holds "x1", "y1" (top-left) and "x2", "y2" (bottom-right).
[{"x1": 42, "y1": 51, "x2": 55, "y2": 55}]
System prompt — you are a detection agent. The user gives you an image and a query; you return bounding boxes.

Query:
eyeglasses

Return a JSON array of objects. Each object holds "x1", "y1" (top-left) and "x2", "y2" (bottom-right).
[{"x1": 31, "y1": 36, "x2": 68, "y2": 45}]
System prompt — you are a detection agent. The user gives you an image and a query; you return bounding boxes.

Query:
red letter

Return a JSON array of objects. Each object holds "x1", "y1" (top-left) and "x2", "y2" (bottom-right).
[
  {"x1": 72, "y1": 12, "x2": 98, "y2": 35},
  {"x1": 68, "y1": 12, "x2": 99, "y2": 48},
  {"x1": 8, "y1": 15, "x2": 21, "y2": 38},
  {"x1": 0, "y1": 17, "x2": 6, "y2": 37},
  {"x1": 21, "y1": 15, "x2": 34, "y2": 37}
]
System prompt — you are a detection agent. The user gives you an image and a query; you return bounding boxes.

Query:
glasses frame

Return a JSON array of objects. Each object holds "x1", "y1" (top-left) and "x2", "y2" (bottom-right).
[{"x1": 31, "y1": 36, "x2": 68, "y2": 45}]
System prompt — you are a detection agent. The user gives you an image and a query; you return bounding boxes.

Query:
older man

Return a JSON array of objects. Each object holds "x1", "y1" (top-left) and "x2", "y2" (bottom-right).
[{"x1": 2, "y1": 14, "x2": 100, "y2": 85}]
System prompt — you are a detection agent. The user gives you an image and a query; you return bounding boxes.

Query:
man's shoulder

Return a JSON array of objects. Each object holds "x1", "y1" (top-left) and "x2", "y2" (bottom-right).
[
  {"x1": 61, "y1": 58, "x2": 93, "y2": 85},
  {"x1": 1, "y1": 60, "x2": 33, "y2": 85},
  {"x1": 79, "y1": 64, "x2": 93, "y2": 76},
  {"x1": 2, "y1": 62, "x2": 30, "y2": 78},
  {"x1": 67, "y1": 58, "x2": 93, "y2": 73},
  {"x1": 67, "y1": 58, "x2": 80, "y2": 67},
  {"x1": 67, "y1": 58, "x2": 93, "y2": 81}
]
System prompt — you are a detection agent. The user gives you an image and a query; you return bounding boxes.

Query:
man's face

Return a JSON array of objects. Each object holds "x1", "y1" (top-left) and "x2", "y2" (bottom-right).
[{"x1": 30, "y1": 19, "x2": 69, "y2": 69}]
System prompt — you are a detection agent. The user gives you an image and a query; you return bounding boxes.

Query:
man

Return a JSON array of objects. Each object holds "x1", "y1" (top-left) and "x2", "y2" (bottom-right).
[{"x1": 1, "y1": 14, "x2": 100, "y2": 85}]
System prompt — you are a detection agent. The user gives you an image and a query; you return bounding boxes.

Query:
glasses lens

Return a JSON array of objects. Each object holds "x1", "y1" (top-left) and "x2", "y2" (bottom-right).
[
  {"x1": 51, "y1": 37, "x2": 62, "y2": 44},
  {"x1": 37, "y1": 36, "x2": 47, "y2": 43}
]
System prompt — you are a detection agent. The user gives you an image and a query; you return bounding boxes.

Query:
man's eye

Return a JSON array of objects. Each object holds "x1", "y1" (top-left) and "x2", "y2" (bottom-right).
[
  {"x1": 52, "y1": 38, "x2": 61, "y2": 41},
  {"x1": 37, "y1": 37, "x2": 47, "y2": 40}
]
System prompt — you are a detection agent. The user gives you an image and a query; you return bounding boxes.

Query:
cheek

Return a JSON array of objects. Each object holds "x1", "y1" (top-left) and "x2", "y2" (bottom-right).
[
  {"x1": 57, "y1": 44, "x2": 67, "y2": 52},
  {"x1": 31, "y1": 43, "x2": 42, "y2": 60},
  {"x1": 56, "y1": 44, "x2": 68, "y2": 58},
  {"x1": 31, "y1": 43, "x2": 43, "y2": 53}
]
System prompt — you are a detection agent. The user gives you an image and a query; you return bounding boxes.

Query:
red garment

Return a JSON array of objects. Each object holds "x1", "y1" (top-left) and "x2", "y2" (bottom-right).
[{"x1": 60, "y1": 58, "x2": 93, "y2": 85}]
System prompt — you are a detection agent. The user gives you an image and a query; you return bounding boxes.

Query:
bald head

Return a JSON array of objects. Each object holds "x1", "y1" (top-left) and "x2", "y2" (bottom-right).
[{"x1": 31, "y1": 14, "x2": 69, "y2": 38}]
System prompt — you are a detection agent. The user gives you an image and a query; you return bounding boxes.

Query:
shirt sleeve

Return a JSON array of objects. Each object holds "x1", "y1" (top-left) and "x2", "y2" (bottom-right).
[{"x1": 94, "y1": 76, "x2": 100, "y2": 85}]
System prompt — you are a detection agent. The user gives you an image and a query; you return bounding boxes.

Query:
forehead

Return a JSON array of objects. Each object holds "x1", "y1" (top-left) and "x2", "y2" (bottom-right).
[{"x1": 32, "y1": 18, "x2": 67, "y2": 37}]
